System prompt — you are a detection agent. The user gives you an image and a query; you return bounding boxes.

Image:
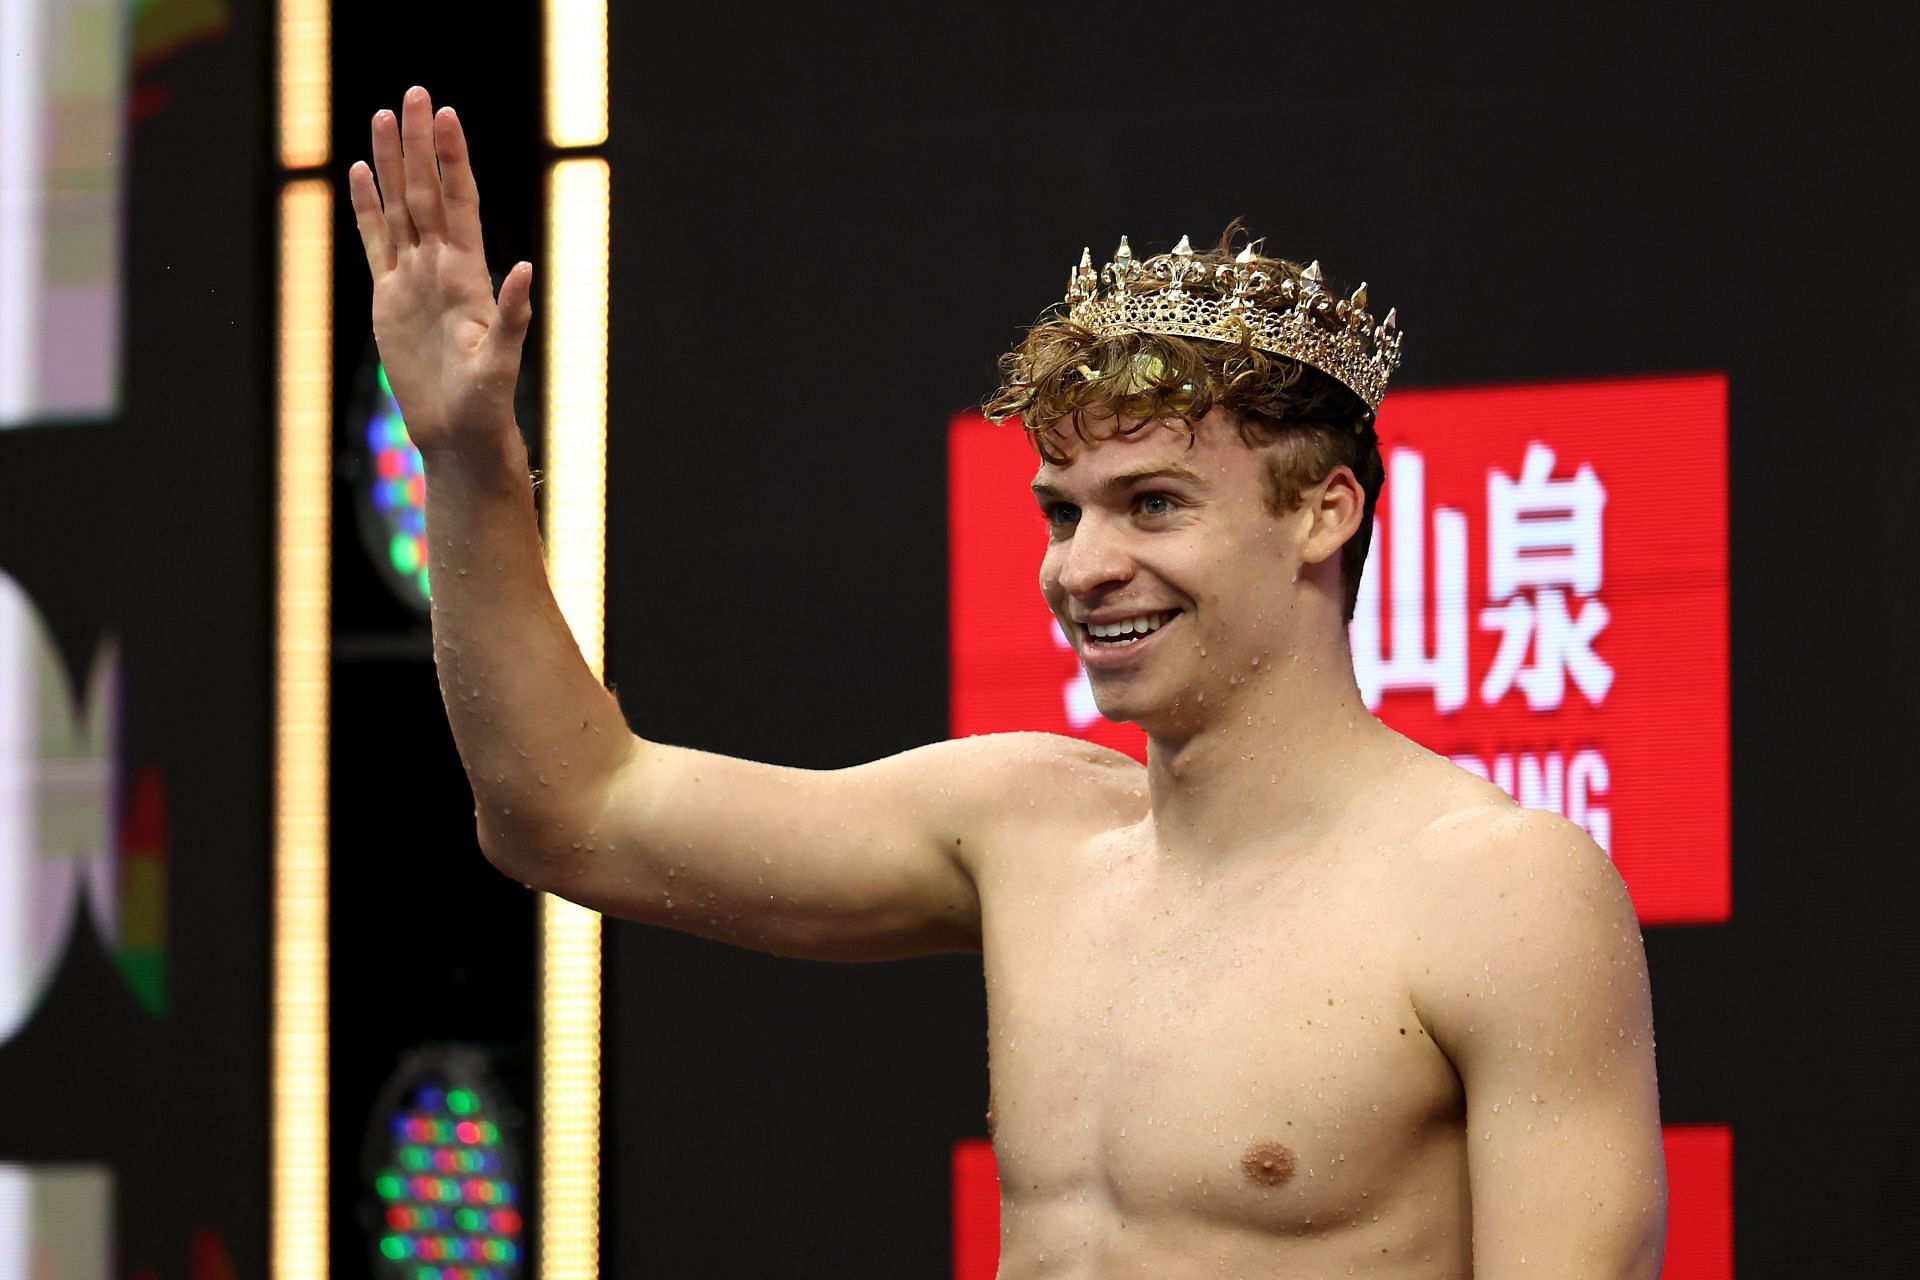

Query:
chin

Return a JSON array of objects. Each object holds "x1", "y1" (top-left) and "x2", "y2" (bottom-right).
[
  {"x1": 1088, "y1": 687, "x2": 1175, "y2": 736},
  {"x1": 1095, "y1": 682, "x2": 1219, "y2": 741}
]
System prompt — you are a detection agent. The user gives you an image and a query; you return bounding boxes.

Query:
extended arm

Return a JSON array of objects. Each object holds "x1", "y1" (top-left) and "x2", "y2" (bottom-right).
[
  {"x1": 348, "y1": 85, "x2": 635, "y2": 878},
  {"x1": 348, "y1": 87, "x2": 1141, "y2": 963}
]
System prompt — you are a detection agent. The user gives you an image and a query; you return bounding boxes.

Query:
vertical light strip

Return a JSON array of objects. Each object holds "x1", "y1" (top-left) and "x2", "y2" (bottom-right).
[
  {"x1": 277, "y1": 0, "x2": 329, "y2": 169},
  {"x1": 539, "y1": 155, "x2": 610, "y2": 1277},
  {"x1": 544, "y1": 0, "x2": 608, "y2": 148},
  {"x1": 273, "y1": 178, "x2": 331, "y2": 1280}
]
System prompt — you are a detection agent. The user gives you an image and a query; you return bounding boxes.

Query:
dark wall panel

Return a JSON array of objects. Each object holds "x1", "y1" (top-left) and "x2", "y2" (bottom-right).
[{"x1": 600, "y1": 8, "x2": 1916, "y2": 1277}]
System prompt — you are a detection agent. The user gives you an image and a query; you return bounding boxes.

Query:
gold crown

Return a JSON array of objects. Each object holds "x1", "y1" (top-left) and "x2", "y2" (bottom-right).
[{"x1": 1064, "y1": 235, "x2": 1405, "y2": 415}]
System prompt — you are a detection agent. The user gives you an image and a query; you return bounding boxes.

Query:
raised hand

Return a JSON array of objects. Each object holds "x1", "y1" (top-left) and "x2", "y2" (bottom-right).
[{"x1": 347, "y1": 85, "x2": 531, "y2": 457}]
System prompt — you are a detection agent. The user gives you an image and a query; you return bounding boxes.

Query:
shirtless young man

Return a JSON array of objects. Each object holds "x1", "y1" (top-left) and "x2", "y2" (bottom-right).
[{"x1": 349, "y1": 84, "x2": 1667, "y2": 1277}]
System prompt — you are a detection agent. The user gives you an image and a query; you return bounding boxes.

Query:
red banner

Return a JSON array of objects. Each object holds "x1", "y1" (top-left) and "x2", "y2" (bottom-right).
[
  {"x1": 949, "y1": 373, "x2": 1730, "y2": 924},
  {"x1": 952, "y1": 1124, "x2": 1730, "y2": 1277}
]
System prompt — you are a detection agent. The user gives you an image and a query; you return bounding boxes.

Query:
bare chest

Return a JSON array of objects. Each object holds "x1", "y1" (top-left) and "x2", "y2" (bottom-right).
[{"x1": 979, "y1": 831, "x2": 1465, "y2": 1242}]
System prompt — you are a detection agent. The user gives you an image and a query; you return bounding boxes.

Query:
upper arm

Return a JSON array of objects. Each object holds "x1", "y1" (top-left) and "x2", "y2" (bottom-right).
[
  {"x1": 1412, "y1": 807, "x2": 1668, "y2": 1279},
  {"x1": 535, "y1": 730, "x2": 1133, "y2": 963}
]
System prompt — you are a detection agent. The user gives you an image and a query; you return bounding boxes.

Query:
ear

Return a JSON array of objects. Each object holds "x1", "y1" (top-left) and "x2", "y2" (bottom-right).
[{"x1": 1297, "y1": 464, "x2": 1366, "y2": 569}]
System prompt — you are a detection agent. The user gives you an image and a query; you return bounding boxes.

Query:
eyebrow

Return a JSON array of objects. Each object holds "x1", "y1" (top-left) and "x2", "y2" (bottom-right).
[{"x1": 1030, "y1": 463, "x2": 1208, "y2": 503}]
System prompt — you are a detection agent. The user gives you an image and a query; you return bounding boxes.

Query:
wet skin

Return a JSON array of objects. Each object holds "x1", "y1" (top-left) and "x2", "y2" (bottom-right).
[
  {"x1": 348, "y1": 81, "x2": 1656, "y2": 1278},
  {"x1": 966, "y1": 413, "x2": 1662, "y2": 1277},
  {"x1": 975, "y1": 747, "x2": 1517, "y2": 1278}
]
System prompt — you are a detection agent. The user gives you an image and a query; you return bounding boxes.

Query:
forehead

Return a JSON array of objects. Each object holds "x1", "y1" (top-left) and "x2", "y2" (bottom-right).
[{"x1": 1031, "y1": 411, "x2": 1254, "y2": 491}]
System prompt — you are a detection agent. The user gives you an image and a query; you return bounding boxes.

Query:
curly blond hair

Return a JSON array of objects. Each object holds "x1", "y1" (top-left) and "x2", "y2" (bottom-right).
[{"x1": 981, "y1": 223, "x2": 1385, "y2": 624}]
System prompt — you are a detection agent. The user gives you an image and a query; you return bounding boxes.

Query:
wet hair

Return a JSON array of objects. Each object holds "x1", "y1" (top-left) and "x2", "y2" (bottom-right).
[{"x1": 982, "y1": 221, "x2": 1385, "y2": 624}]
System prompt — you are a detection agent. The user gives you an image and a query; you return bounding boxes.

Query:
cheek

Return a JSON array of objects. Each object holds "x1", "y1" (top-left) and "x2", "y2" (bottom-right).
[{"x1": 1037, "y1": 547, "x2": 1063, "y2": 598}]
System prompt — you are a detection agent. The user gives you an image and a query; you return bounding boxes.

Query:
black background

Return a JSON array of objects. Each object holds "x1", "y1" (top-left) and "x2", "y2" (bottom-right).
[{"x1": 599, "y1": 6, "x2": 1920, "y2": 1278}]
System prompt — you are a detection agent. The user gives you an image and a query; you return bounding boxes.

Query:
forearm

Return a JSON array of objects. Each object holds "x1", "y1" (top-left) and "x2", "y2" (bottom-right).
[{"x1": 421, "y1": 425, "x2": 634, "y2": 878}]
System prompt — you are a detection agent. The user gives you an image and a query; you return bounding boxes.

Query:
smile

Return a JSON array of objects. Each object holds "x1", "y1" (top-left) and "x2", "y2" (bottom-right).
[{"x1": 1080, "y1": 609, "x2": 1180, "y2": 651}]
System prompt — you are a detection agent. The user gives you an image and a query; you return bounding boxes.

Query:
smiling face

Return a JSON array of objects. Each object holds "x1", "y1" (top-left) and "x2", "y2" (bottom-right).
[{"x1": 1033, "y1": 407, "x2": 1352, "y2": 736}]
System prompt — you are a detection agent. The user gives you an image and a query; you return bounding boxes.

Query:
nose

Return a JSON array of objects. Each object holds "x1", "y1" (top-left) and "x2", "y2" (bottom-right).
[{"x1": 1052, "y1": 512, "x2": 1136, "y2": 600}]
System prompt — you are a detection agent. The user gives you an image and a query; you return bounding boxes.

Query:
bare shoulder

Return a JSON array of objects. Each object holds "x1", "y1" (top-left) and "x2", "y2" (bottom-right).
[
  {"x1": 1411, "y1": 794, "x2": 1626, "y2": 905},
  {"x1": 1400, "y1": 790, "x2": 1642, "y2": 1040},
  {"x1": 1366, "y1": 737, "x2": 1606, "y2": 881},
  {"x1": 932, "y1": 731, "x2": 1148, "y2": 824}
]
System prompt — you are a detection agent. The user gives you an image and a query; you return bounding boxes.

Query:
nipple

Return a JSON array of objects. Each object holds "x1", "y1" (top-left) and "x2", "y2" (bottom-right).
[{"x1": 1239, "y1": 1140, "x2": 1298, "y2": 1188}]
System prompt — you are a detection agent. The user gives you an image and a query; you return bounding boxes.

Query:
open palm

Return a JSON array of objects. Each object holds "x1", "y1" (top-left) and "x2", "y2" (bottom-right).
[{"x1": 347, "y1": 85, "x2": 531, "y2": 457}]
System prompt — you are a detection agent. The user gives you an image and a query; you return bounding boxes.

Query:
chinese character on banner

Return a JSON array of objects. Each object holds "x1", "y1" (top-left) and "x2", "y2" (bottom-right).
[
  {"x1": 1479, "y1": 441, "x2": 1613, "y2": 711},
  {"x1": 1348, "y1": 445, "x2": 1472, "y2": 713},
  {"x1": 948, "y1": 373, "x2": 1729, "y2": 924}
]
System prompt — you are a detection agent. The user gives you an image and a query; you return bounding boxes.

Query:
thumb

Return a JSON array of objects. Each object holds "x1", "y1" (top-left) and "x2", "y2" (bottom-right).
[{"x1": 493, "y1": 261, "x2": 534, "y2": 352}]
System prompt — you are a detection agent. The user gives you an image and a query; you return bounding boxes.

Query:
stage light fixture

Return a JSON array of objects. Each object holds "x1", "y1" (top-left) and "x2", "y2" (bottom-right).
[{"x1": 360, "y1": 1046, "x2": 529, "y2": 1279}]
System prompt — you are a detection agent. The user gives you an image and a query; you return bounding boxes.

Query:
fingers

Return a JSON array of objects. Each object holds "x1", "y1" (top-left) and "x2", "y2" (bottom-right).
[
  {"x1": 346, "y1": 159, "x2": 395, "y2": 276},
  {"x1": 433, "y1": 107, "x2": 486, "y2": 257},
  {"x1": 399, "y1": 86, "x2": 446, "y2": 238},
  {"x1": 369, "y1": 107, "x2": 416, "y2": 249},
  {"x1": 491, "y1": 262, "x2": 534, "y2": 357}
]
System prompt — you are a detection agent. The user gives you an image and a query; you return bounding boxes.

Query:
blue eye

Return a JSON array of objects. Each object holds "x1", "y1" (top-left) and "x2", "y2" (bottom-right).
[
  {"x1": 1138, "y1": 494, "x2": 1174, "y2": 516},
  {"x1": 1044, "y1": 504, "x2": 1080, "y2": 528}
]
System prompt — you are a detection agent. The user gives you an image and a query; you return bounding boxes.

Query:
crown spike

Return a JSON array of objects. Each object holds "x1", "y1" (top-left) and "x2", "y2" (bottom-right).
[
  {"x1": 1067, "y1": 246, "x2": 1100, "y2": 307},
  {"x1": 1051, "y1": 235, "x2": 1402, "y2": 413},
  {"x1": 1105, "y1": 235, "x2": 1140, "y2": 294}
]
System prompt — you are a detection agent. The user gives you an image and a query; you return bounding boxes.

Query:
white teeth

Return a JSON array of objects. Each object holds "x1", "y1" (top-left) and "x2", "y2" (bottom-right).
[{"x1": 1087, "y1": 611, "x2": 1173, "y2": 640}]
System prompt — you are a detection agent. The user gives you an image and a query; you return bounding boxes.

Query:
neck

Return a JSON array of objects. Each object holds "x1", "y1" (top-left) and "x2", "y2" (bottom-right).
[{"x1": 1141, "y1": 617, "x2": 1412, "y2": 865}]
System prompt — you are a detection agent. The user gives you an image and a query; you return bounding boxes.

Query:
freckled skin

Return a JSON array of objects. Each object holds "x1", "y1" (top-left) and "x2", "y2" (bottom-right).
[{"x1": 1240, "y1": 1140, "x2": 1297, "y2": 1188}]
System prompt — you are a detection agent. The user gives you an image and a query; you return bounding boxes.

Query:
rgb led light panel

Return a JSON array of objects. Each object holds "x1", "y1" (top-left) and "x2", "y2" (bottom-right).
[
  {"x1": 362, "y1": 1052, "x2": 526, "y2": 1279},
  {"x1": 350, "y1": 353, "x2": 431, "y2": 612}
]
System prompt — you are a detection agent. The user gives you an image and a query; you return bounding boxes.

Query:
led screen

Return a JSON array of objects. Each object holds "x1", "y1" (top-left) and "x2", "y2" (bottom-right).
[
  {"x1": 949, "y1": 373, "x2": 1731, "y2": 925},
  {"x1": 0, "y1": 0, "x2": 127, "y2": 428},
  {"x1": 0, "y1": 567, "x2": 131, "y2": 1046}
]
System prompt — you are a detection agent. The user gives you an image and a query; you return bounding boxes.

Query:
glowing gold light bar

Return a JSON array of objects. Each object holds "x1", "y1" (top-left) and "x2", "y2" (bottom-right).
[
  {"x1": 544, "y1": 0, "x2": 608, "y2": 148},
  {"x1": 273, "y1": 177, "x2": 332, "y2": 1280},
  {"x1": 277, "y1": 0, "x2": 328, "y2": 169},
  {"x1": 539, "y1": 155, "x2": 610, "y2": 1277}
]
